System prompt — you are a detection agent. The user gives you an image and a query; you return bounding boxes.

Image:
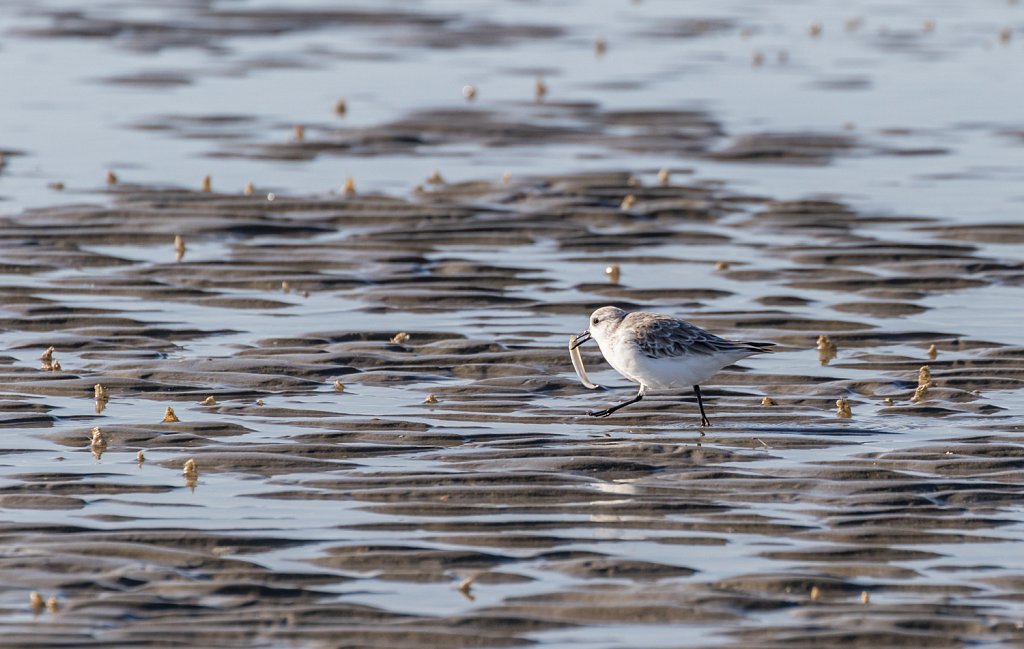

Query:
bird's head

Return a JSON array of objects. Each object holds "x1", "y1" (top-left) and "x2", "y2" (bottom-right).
[{"x1": 571, "y1": 306, "x2": 627, "y2": 349}]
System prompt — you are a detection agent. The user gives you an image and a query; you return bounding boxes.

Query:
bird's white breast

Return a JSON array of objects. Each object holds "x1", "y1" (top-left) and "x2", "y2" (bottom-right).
[{"x1": 597, "y1": 334, "x2": 753, "y2": 389}]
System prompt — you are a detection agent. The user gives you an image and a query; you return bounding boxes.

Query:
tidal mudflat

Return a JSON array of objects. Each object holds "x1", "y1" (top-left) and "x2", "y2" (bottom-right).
[{"x1": 1, "y1": 1, "x2": 1024, "y2": 647}]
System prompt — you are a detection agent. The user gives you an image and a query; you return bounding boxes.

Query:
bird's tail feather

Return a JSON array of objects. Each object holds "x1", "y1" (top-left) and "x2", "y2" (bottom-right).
[{"x1": 739, "y1": 341, "x2": 775, "y2": 353}]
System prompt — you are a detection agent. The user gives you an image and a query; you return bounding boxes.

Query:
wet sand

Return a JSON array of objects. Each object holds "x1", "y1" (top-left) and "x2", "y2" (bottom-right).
[
  {"x1": 2, "y1": 1, "x2": 1024, "y2": 648},
  {"x1": 0, "y1": 171, "x2": 1022, "y2": 647}
]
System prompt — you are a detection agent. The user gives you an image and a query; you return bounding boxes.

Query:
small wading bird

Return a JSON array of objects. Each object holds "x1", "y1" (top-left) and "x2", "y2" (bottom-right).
[{"x1": 570, "y1": 306, "x2": 774, "y2": 426}]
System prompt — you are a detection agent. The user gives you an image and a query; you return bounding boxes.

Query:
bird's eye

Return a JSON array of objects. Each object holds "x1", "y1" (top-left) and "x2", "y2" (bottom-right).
[{"x1": 591, "y1": 317, "x2": 599, "y2": 326}]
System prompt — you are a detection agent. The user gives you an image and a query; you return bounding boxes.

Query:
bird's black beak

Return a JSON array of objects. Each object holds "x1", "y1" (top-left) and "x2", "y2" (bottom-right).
[{"x1": 570, "y1": 330, "x2": 591, "y2": 350}]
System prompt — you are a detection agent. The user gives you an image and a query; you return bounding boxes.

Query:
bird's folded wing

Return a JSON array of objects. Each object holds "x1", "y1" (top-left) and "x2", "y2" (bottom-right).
[{"x1": 632, "y1": 316, "x2": 743, "y2": 359}]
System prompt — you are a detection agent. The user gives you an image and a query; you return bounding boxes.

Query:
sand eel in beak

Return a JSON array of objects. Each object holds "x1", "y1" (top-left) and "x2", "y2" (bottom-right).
[{"x1": 571, "y1": 306, "x2": 774, "y2": 427}]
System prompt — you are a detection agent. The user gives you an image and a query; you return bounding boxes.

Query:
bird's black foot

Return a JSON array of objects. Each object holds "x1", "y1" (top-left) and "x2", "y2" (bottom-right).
[
  {"x1": 586, "y1": 388, "x2": 644, "y2": 419},
  {"x1": 692, "y1": 385, "x2": 711, "y2": 429}
]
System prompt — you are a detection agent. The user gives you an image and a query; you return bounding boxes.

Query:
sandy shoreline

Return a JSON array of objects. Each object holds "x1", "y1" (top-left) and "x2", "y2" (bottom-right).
[
  {"x1": 0, "y1": 171, "x2": 1020, "y2": 646},
  {"x1": 3, "y1": 1, "x2": 1024, "y2": 646}
]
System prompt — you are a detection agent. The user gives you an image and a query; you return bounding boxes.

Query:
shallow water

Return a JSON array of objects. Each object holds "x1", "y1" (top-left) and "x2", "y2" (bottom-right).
[{"x1": 2, "y1": 0, "x2": 1024, "y2": 647}]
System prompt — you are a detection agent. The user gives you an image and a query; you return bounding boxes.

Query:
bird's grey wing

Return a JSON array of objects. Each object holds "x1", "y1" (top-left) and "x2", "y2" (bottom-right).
[{"x1": 630, "y1": 315, "x2": 734, "y2": 359}]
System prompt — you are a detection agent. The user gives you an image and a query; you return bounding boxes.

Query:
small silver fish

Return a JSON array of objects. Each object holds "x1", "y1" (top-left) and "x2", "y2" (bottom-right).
[{"x1": 569, "y1": 334, "x2": 601, "y2": 389}]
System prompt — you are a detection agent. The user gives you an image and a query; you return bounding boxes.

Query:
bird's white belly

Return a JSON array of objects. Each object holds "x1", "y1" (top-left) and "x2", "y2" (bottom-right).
[{"x1": 599, "y1": 339, "x2": 746, "y2": 390}]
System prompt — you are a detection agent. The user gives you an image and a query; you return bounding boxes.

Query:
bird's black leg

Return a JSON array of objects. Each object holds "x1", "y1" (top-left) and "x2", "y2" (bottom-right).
[
  {"x1": 693, "y1": 385, "x2": 711, "y2": 427},
  {"x1": 589, "y1": 386, "x2": 644, "y2": 418}
]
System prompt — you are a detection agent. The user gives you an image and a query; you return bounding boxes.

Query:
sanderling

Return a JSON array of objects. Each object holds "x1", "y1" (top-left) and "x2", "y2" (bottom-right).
[{"x1": 570, "y1": 306, "x2": 773, "y2": 426}]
